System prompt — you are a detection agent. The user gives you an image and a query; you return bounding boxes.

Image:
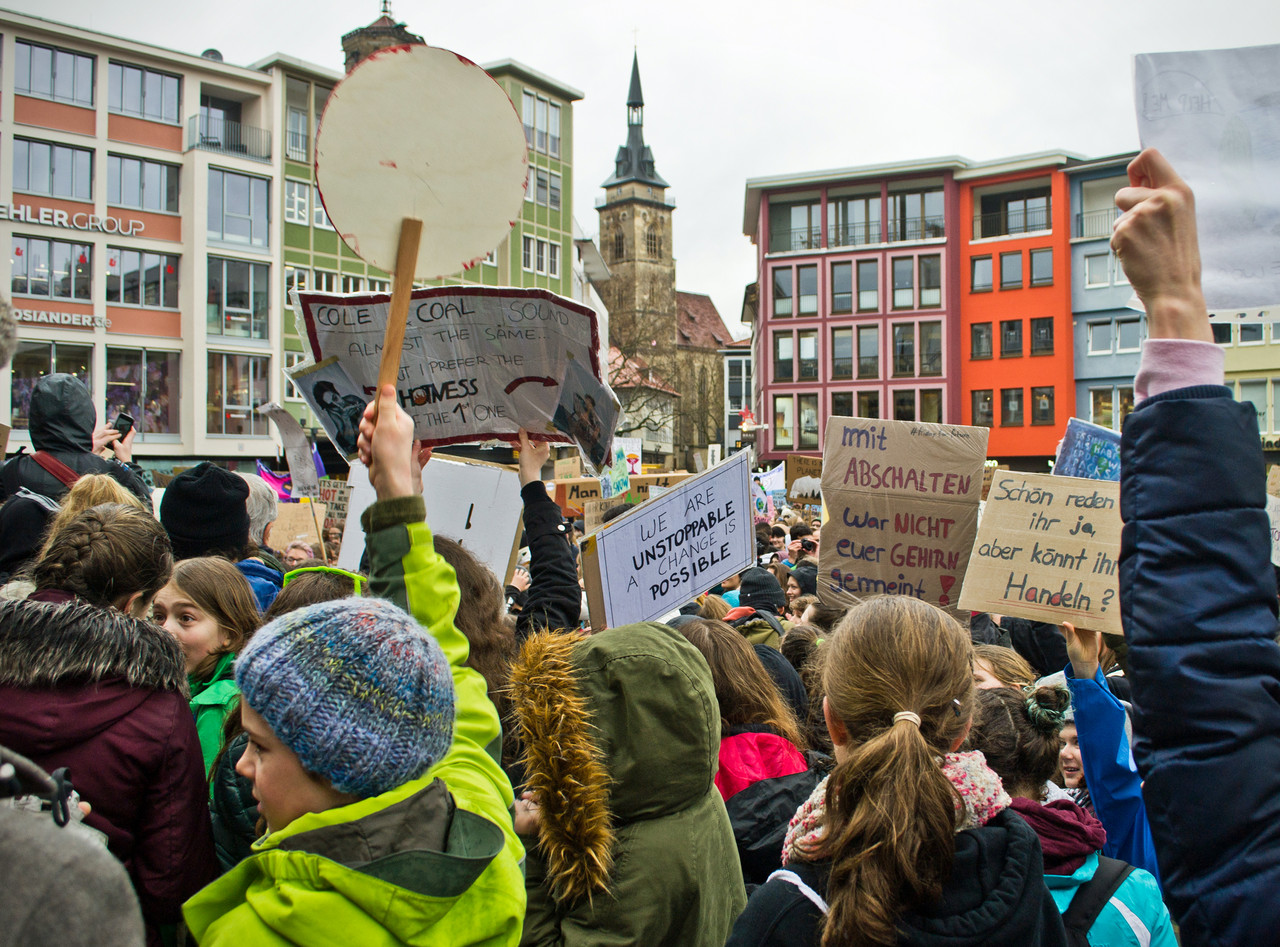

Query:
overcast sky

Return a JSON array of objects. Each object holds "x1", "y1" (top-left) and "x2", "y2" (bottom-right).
[{"x1": 18, "y1": 0, "x2": 1280, "y2": 336}]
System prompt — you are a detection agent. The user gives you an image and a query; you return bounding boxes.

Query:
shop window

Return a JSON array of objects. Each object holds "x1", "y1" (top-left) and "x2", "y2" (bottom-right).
[
  {"x1": 208, "y1": 352, "x2": 271, "y2": 436},
  {"x1": 106, "y1": 348, "x2": 180, "y2": 436},
  {"x1": 10, "y1": 341, "x2": 92, "y2": 430}
]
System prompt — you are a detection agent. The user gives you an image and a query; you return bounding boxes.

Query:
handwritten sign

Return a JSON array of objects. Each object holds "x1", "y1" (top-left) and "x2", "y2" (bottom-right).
[
  {"x1": 581, "y1": 497, "x2": 616, "y2": 534},
  {"x1": 554, "y1": 472, "x2": 691, "y2": 516},
  {"x1": 292, "y1": 286, "x2": 616, "y2": 455},
  {"x1": 818, "y1": 417, "x2": 988, "y2": 610},
  {"x1": 600, "y1": 440, "x2": 630, "y2": 500},
  {"x1": 554, "y1": 456, "x2": 582, "y2": 480},
  {"x1": 1054, "y1": 417, "x2": 1121, "y2": 481},
  {"x1": 1134, "y1": 44, "x2": 1280, "y2": 319},
  {"x1": 959, "y1": 471, "x2": 1122, "y2": 635},
  {"x1": 580, "y1": 450, "x2": 753, "y2": 629},
  {"x1": 786, "y1": 454, "x2": 823, "y2": 507},
  {"x1": 274, "y1": 501, "x2": 327, "y2": 556},
  {"x1": 317, "y1": 478, "x2": 352, "y2": 534}
]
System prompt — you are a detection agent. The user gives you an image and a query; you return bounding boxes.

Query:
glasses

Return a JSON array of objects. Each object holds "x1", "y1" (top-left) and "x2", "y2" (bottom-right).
[{"x1": 282, "y1": 566, "x2": 366, "y2": 595}]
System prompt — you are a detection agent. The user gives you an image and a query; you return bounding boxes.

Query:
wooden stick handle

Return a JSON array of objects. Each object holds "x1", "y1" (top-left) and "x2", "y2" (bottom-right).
[{"x1": 377, "y1": 216, "x2": 423, "y2": 390}]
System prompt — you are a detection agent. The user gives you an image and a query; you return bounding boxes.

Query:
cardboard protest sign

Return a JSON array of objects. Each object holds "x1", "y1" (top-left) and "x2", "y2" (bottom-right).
[
  {"x1": 786, "y1": 454, "x2": 823, "y2": 506},
  {"x1": 959, "y1": 471, "x2": 1122, "y2": 634},
  {"x1": 338, "y1": 457, "x2": 522, "y2": 583},
  {"x1": 554, "y1": 472, "x2": 691, "y2": 516},
  {"x1": 600, "y1": 440, "x2": 630, "y2": 500},
  {"x1": 580, "y1": 450, "x2": 753, "y2": 630},
  {"x1": 0, "y1": 422, "x2": 10, "y2": 456},
  {"x1": 617, "y1": 437, "x2": 643, "y2": 476},
  {"x1": 317, "y1": 478, "x2": 352, "y2": 534},
  {"x1": 555, "y1": 456, "x2": 582, "y2": 480},
  {"x1": 1267, "y1": 465, "x2": 1280, "y2": 498},
  {"x1": 1054, "y1": 417, "x2": 1121, "y2": 481},
  {"x1": 257, "y1": 402, "x2": 320, "y2": 497},
  {"x1": 1134, "y1": 44, "x2": 1280, "y2": 319},
  {"x1": 1268, "y1": 495, "x2": 1280, "y2": 567},
  {"x1": 292, "y1": 287, "x2": 617, "y2": 461},
  {"x1": 818, "y1": 417, "x2": 988, "y2": 610},
  {"x1": 581, "y1": 498, "x2": 615, "y2": 534},
  {"x1": 274, "y1": 501, "x2": 327, "y2": 557}
]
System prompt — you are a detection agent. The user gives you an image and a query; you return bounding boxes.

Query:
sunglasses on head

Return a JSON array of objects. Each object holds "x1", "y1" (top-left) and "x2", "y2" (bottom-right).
[{"x1": 282, "y1": 565, "x2": 365, "y2": 595}]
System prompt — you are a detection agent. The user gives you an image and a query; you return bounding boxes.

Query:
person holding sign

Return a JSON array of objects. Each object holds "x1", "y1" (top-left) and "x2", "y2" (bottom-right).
[{"x1": 1108, "y1": 148, "x2": 1280, "y2": 946}]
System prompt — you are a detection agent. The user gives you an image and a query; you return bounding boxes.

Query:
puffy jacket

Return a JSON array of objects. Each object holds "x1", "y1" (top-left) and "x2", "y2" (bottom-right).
[
  {"x1": 1120, "y1": 385, "x2": 1280, "y2": 945},
  {"x1": 184, "y1": 495, "x2": 526, "y2": 946},
  {"x1": 1045, "y1": 853, "x2": 1176, "y2": 947},
  {"x1": 724, "y1": 756, "x2": 826, "y2": 888},
  {"x1": 234, "y1": 559, "x2": 282, "y2": 612},
  {"x1": 0, "y1": 600, "x2": 216, "y2": 933},
  {"x1": 715, "y1": 726, "x2": 807, "y2": 801},
  {"x1": 209, "y1": 731, "x2": 259, "y2": 874},
  {"x1": 0, "y1": 373, "x2": 150, "y2": 503},
  {"x1": 189, "y1": 652, "x2": 239, "y2": 776},
  {"x1": 726, "y1": 606, "x2": 789, "y2": 649},
  {"x1": 513, "y1": 622, "x2": 747, "y2": 946}
]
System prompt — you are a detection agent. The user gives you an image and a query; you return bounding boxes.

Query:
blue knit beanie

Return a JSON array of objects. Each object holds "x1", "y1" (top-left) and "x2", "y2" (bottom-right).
[{"x1": 235, "y1": 597, "x2": 455, "y2": 798}]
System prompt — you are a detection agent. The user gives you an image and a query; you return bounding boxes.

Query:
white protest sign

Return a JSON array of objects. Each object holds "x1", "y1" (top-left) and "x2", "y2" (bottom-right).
[
  {"x1": 618, "y1": 437, "x2": 643, "y2": 476},
  {"x1": 315, "y1": 44, "x2": 527, "y2": 279},
  {"x1": 257, "y1": 402, "x2": 320, "y2": 497},
  {"x1": 338, "y1": 457, "x2": 523, "y2": 583},
  {"x1": 1268, "y1": 495, "x2": 1280, "y2": 568},
  {"x1": 580, "y1": 449, "x2": 753, "y2": 629},
  {"x1": 1135, "y1": 44, "x2": 1280, "y2": 319},
  {"x1": 292, "y1": 287, "x2": 618, "y2": 461}
]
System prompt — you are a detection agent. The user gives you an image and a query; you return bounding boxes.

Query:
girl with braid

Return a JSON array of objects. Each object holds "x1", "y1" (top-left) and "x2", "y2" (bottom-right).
[{"x1": 0, "y1": 503, "x2": 216, "y2": 942}]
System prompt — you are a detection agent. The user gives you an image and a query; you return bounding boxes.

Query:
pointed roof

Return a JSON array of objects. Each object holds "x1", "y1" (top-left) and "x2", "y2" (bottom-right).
[
  {"x1": 675, "y1": 292, "x2": 732, "y2": 351},
  {"x1": 601, "y1": 52, "x2": 669, "y2": 189}
]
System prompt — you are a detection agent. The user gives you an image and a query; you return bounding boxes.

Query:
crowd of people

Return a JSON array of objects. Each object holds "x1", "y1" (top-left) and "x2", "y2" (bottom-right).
[{"x1": 0, "y1": 149, "x2": 1276, "y2": 947}]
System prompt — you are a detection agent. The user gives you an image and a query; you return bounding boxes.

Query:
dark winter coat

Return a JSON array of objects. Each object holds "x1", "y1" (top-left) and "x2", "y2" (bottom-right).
[
  {"x1": 0, "y1": 600, "x2": 217, "y2": 930},
  {"x1": 724, "y1": 754, "x2": 826, "y2": 887},
  {"x1": 209, "y1": 731, "x2": 259, "y2": 874},
  {"x1": 0, "y1": 374, "x2": 150, "y2": 503},
  {"x1": 515, "y1": 480, "x2": 581, "y2": 641},
  {"x1": 1120, "y1": 386, "x2": 1280, "y2": 945}
]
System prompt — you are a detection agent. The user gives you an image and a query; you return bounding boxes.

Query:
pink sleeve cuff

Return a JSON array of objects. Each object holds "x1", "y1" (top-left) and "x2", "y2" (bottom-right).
[{"x1": 1134, "y1": 339, "x2": 1225, "y2": 403}]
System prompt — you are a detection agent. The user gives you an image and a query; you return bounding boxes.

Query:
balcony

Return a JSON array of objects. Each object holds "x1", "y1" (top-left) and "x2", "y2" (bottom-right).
[
  {"x1": 768, "y1": 225, "x2": 822, "y2": 253},
  {"x1": 973, "y1": 203, "x2": 1052, "y2": 239},
  {"x1": 887, "y1": 215, "x2": 946, "y2": 242},
  {"x1": 1074, "y1": 207, "x2": 1120, "y2": 239},
  {"x1": 829, "y1": 221, "x2": 882, "y2": 247},
  {"x1": 187, "y1": 116, "x2": 271, "y2": 162}
]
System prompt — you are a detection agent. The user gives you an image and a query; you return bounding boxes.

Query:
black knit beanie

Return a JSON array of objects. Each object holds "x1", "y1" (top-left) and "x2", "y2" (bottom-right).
[
  {"x1": 792, "y1": 564, "x2": 818, "y2": 597},
  {"x1": 160, "y1": 461, "x2": 251, "y2": 560},
  {"x1": 738, "y1": 566, "x2": 787, "y2": 615}
]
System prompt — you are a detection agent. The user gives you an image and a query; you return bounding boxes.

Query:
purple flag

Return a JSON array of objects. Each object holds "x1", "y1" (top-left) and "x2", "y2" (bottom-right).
[{"x1": 256, "y1": 460, "x2": 293, "y2": 500}]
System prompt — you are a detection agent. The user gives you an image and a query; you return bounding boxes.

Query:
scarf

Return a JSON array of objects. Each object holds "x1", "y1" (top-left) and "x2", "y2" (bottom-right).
[
  {"x1": 1008, "y1": 797, "x2": 1107, "y2": 875},
  {"x1": 782, "y1": 750, "x2": 1011, "y2": 865}
]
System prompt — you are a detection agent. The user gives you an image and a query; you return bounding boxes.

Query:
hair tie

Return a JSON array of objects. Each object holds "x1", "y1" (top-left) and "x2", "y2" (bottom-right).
[
  {"x1": 893, "y1": 711, "x2": 921, "y2": 727},
  {"x1": 815, "y1": 638, "x2": 825, "y2": 646}
]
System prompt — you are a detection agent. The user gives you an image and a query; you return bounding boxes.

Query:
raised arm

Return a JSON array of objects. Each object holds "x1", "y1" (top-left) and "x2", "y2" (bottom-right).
[{"x1": 515, "y1": 430, "x2": 582, "y2": 641}]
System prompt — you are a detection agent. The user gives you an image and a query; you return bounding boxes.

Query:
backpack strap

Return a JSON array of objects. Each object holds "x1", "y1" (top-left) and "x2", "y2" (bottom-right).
[
  {"x1": 766, "y1": 869, "x2": 828, "y2": 915},
  {"x1": 32, "y1": 451, "x2": 81, "y2": 488},
  {"x1": 1061, "y1": 856, "x2": 1135, "y2": 946}
]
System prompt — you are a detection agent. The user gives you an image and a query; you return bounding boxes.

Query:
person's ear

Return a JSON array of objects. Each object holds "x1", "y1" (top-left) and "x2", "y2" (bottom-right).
[
  {"x1": 116, "y1": 589, "x2": 148, "y2": 618},
  {"x1": 824, "y1": 696, "x2": 849, "y2": 749},
  {"x1": 263, "y1": 521, "x2": 273, "y2": 547},
  {"x1": 950, "y1": 715, "x2": 973, "y2": 753}
]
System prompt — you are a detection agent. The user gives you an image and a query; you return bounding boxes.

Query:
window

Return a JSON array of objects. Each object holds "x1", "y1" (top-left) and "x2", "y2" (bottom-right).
[
  {"x1": 894, "y1": 390, "x2": 916, "y2": 421},
  {"x1": 772, "y1": 268, "x2": 793, "y2": 317},
  {"x1": 971, "y1": 256, "x2": 993, "y2": 293},
  {"x1": 828, "y1": 195, "x2": 880, "y2": 246},
  {"x1": 548, "y1": 242, "x2": 560, "y2": 278},
  {"x1": 548, "y1": 102, "x2": 561, "y2": 157},
  {"x1": 1116, "y1": 319, "x2": 1142, "y2": 351},
  {"x1": 522, "y1": 236, "x2": 534, "y2": 272},
  {"x1": 1030, "y1": 248, "x2": 1053, "y2": 286},
  {"x1": 857, "y1": 260, "x2": 878, "y2": 311},
  {"x1": 1112, "y1": 250, "x2": 1129, "y2": 285},
  {"x1": 207, "y1": 257, "x2": 269, "y2": 340},
  {"x1": 312, "y1": 188, "x2": 333, "y2": 230},
  {"x1": 727, "y1": 358, "x2": 752, "y2": 416},
  {"x1": 535, "y1": 240, "x2": 547, "y2": 274},
  {"x1": 831, "y1": 262, "x2": 852, "y2": 313},
  {"x1": 1031, "y1": 386, "x2": 1054, "y2": 425},
  {"x1": 284, "y1": 180, "x2": 310, "y2": 224},
  {"x1": 523, "y1": 91, "x2": 535, "y2": 146},
  {"x1": 284, "y1": 265, "x2": 308, "y2": 307},
  {"x1": 1211, "y1": 323, "x2": 1232, "y2": 345},
  {"x1": 798, "y1": 394, "x2": 820, "y2": 449},
  {"x1": 889, "y1": 188, "x2": 944, "y2": 241},
  {"x1": 1085, "y1": 253, "x2": 1110, "y2": 287},
  {"x1": 106, "y1": 248, "x2": 178, "y2": 308},
  {"x1": 892, "y1": 258, "x2": 914, "y2": 308},
  {"x1": 15, "y1": 139, "x2": 92, "y2": 201},
  {"x1": 1088, "y1": 321, "x2": 1113, "y2": 353},
  {"x1": 15, "y1": 41, "x2": 94, "y2": 107},
  {"x1": 893, "y1": 323, "x2": 915, "y2": 376},
  {"x1": 919, "y1": 321, "x2": 942, "y2": 376},
  {"x1": 774, "y1": 396, "x2": 794, "y2": 450},
  {"x1": 312, "y1": 269, "x2": 337, "y2": 293},
  {"x1": 773, "y1": 333, "x2": 793, "y2": 382},
  {"x1": 858, "y1": 390, "x2": 880, "y2": 418},
  {"x1": 208, "y1": 352, "x2": 270, "y2": 436},
  {"x1": 1240, "y1": 323, "x2": 1264, "y2": 345},
  {"x1": 549, "y1": 173, "x2": 562, "y2": 211},
  {"x1": 832, "y1": 392, "x2": 853, "y2": 418},
  {"x1": 11, "y1": 341, "x2": 93, "y2": 429},
  {"x1": 522, "y1": 91, "x2": 561, "y2": 155},
  {"x1": 920, "y1": 389, "x2": 942, "y2": 424},
  {"x1": 536, "y1": 97, "x2": 548, "y2": 153},
  {"x1": 535, "y1": 172, "x2": 548, "y2": 206},
  {"x1": 484, "y1": 250, "x2": 496, "y2": 266},
  {"x1": 285, "y1": 78, "x2": 310, "y2": 161},
  {"x1": 1001, "y1": 388, "x2": 1024, "y2": 426},
  {"x1": 1001, "y1": 319, "x2": 1023, "y2": 357},
  {"x1": 972, "y1": 389, "x2": 993, "y2": 427},
  {"x1": 341, "y1": 275, "x2": 363, "y2": 294},
  {"x1": 798, "y1": 330, "x2": 818, "y2": 380},
  {"x1": 797, "y1": 265, "x2": 818, "y2": 315},
  {"x1": 832, "y1": 327, "x2": 853, "y2": 379},
  {"x1": 1089, "y1": 387, "x2": 1133, "y2": 430},
  {"x1": 1000, "y1": 251, "x2": 1022, "y2": 289},
  {"x1": 284, "y1": 351, "x2": 308, "y2": 401},
  {"x1": 978, "y1": 187, "x2": 1050, "y2": 237},
  {"x1": 919, "y1": 255, "x2": 941, "y2": 307},
  {"x1": 12, "y1": 236, "x2": 92, "y2": 300},
  {"x1": 107, "y1": 155, "x2": 178, "y2": 212},
  {"x1": 106, "y1": 348, "x2": 180, "y2": 436},
  {"x1": 208, "y1": 169, "x2": 270, "y2": 247},
  {"x1": 368, "y1": 278, "x2": 390, "y2": 293},
  {"x1": 1030, "y1": 317, "x2": 1054, "y2": 355},
  {"x1": 646, "y1": 229, "x2": 660, "y2": 258},
  {"x1": 971, "y1": 323, "x2": 993, "y2": 359},
  {"x1": 612, "y1": 232, "x2": 625, "y2": 261},
  {"x1": 768, "y1": 200, "x2": 822, "y2": 252},
  {"x1": 858, "y1": 326, "x2": 879, "y2": 379},
  {"x1": 108, "y1": 62, "x2": 180, "y2": 123},
  {"x1": 1239, "y1": 380, "x2": 1268, "y2": 430}
]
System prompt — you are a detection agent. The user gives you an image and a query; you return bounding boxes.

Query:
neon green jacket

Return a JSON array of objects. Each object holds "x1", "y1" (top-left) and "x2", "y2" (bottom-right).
[
  {"x1": 183, "y1": 496, "x2": 526, "y2": 946},
  {"x1": 189, "y1": 652, "x2": 238, "y2": 777}
]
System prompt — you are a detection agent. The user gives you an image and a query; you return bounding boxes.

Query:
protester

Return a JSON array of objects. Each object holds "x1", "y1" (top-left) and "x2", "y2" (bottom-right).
[
  {"x1": 974, "y1": 642, "x2": 1037, "y2": 690},
  {"x1": 0, "y1": 373, "x2": 150, "y2": 504},
  {"x1": 236, "y1": 472, "x2": 283, "y2": 570},
  {"x1": 281, "y1": 540, "x2": 314, "y2": 568},
  {"x1": 723, "y1": 566, "x2": 791, "y2": 648},
  {"x1": 151, "y1": 558, "x2": 261, "y2": 775},
  {"x1": 727, "y1": 596, "x2": 1066, "y2": 946},
  {"x1": 787, "y1": 562, "x2": 817, "y2": 605}
]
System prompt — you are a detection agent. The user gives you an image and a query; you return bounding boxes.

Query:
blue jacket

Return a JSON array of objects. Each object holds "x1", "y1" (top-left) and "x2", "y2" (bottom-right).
[
  {"x1": 1063, "y1": 666, "x2": 1160, "y2": 882},
  {"x1": 234, "y1": 559, "x2": 282, "y2": 612},
  {"x1": 1120, "y1": 385, "x2": 1280, "y2": 945},
  {"x1": 1045, "y1": 854, "x2": 1175, "y2": 947}
]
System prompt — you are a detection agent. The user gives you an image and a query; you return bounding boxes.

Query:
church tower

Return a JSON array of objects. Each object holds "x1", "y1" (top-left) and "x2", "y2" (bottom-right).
[
  {"x1": 340, "y1": 2, "x2": 425, "y2": 74},
  {"x1": 596, "y1": 53, "x2": 677, "y2": 352}
]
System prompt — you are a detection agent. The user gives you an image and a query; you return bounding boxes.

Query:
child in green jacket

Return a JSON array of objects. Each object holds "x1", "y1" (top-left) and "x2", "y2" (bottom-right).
[{"x1": 183, "y1": 385, "x2": 525, "y2": 945}]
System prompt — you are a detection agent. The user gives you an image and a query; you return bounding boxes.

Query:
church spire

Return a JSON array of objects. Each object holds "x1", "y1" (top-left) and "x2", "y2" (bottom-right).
[
  {"x1": 627, "y1": 51, "x2": 643, "y2": 125},
  {"x1": 602, "y1": 51, "x2": 668, "y2": 189}
]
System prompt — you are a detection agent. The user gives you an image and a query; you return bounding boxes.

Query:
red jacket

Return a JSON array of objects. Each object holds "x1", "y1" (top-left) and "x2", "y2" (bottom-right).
[
  {"x1": 0, "y1": 600, "x2": 216, "y2": 931},
  {"x1": 715, "y1": 727, "x2": 807, "y2": 801}
]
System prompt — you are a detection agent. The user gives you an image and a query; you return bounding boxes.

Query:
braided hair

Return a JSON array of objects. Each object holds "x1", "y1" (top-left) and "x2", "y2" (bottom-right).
[{"x1": 33, "y1": 503, "x2": 173, "y2": 610}]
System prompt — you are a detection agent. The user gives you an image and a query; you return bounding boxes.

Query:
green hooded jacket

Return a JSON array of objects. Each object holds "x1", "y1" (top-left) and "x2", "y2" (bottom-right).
[
  {"x1": 512, "y1": 622, "x2": 747, "y2": 946},
  {"x1": 183, "y1": 496, "x2": 526, "y2": 946},
  {"x1": 189, "y1": 652, "x2": 238, "y2": 777}
]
